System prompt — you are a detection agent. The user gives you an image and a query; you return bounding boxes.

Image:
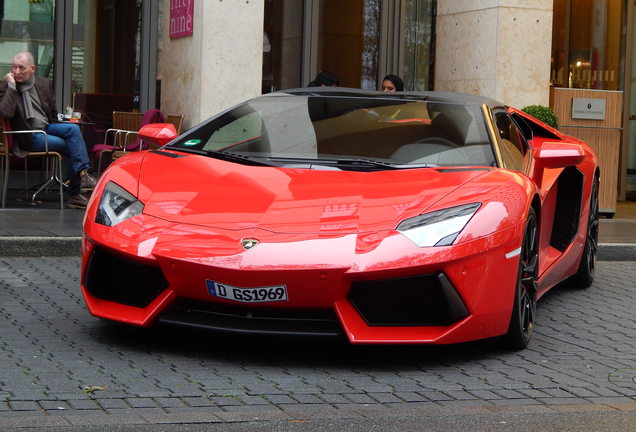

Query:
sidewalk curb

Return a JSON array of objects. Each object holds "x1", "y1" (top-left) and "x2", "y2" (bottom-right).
[
  {"x1": 1, "y1": 402, "x2": 636, "y2": 428},
  {"x1": 597, "y1": 243, "x2": 636, "y2": 261},
  {"x1": 0, "y1": 236, "x2": 82, "y2": 257},
  {"x1": 0, "y1": 237, "x2": 634, "y2": 260}
]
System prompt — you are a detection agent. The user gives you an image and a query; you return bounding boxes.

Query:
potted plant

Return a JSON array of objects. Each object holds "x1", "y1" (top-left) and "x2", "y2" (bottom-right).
[{"x1": 521, "y1": 105, "x2": 559, "y2": 129}]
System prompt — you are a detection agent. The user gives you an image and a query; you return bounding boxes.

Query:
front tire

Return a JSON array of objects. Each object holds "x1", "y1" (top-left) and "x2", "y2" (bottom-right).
[{"x1": 503, "y1": 207, "x2": 539, "y2": 350}]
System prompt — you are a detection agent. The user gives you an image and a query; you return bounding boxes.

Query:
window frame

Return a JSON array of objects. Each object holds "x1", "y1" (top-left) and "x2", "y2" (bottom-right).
[{"x1": 492, "y1": 110, "x2": 531, "y2": 173}]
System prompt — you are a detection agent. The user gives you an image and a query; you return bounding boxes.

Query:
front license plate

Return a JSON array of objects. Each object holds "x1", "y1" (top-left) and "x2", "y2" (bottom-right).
[{"x1": 205, "y1": 280, "x2": 288, "y2": 303}]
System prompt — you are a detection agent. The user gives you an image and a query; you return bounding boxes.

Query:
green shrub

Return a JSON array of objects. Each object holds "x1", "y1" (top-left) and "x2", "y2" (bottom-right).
[{"x1": 521, "y1": 105, "x2": 559, "y2": 129}]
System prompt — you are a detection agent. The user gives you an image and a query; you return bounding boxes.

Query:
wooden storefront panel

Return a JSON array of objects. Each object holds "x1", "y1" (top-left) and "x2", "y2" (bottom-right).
[
  {"x1": 559, "y1": 126, "x2": 619, "y2": 211},
  {"x1": 550, "y1": 88, "x2": 622, "y2": 214}
]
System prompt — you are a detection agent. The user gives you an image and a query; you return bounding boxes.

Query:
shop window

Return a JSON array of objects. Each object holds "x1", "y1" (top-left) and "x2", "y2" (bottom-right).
[
  {"x1": 0, "y1": 0, "x2": 55, "y2": 79},
  {"x1": 263, "y1": 0, "x2": 304, "y2": 93},
  {"x1": 551, "y1": 0, "x2": 625, "y2": 90},
  {"x1": 317, "y1": 0, "x2": 380, "y2": 89},
  {"x1": 262, "y1": 0, "x2": 435, "y2": 92},
  {"x1": 402, "y1": 0, "x2": 435, "y2": 91},
  {"x1": 71, "y1": 0, "x2": 141, "y2": 128}
]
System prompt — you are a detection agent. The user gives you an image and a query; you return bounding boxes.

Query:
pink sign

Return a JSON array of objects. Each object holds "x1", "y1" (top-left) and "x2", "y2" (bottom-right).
[{"x1": 170, "y1": 0, "x2": 194, "y2": 38}]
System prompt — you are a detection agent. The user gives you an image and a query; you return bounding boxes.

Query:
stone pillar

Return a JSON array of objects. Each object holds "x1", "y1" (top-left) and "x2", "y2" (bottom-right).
[
  {"x1": 160, "y1": 0, "x2": 265, "y2": 129},
  {"x1": 435, "y1": 1, "x2": 553, "y2": 108}
]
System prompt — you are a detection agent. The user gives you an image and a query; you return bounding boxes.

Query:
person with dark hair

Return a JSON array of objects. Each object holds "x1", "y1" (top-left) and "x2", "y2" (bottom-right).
[
  {"x1": 0, "y1": 51, "x2": 96, "y2": 208},
  {"x1": 308, "y1": 70, "x2": 339, "y2": 87},
  {"x1": 381, "y1": 74, "x2": 404, "y2": 92}
]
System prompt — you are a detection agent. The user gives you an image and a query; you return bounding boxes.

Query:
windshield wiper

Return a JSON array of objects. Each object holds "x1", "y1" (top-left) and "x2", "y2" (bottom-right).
[
  {"x1": 211, "y1": 150, "x2": 276, "y2": 167},
  {"x1": 164, "y1": 145, "x2": 207, "y2": 156},
  {"x1": 332, "y1": 158, "x2": 437, "y2": 170},
  {"x1": 333, "y1": 158, "x2": 399, "y2": 169},
  {"x1": 164, "y1": 146, "x2": 275, "y2": 167},
  {"x1": 265, "y1": 156, "x2": 436, "y2": 170},
  {"x1": 164, "y1": 147, "x2": 438, "y2": 170}
]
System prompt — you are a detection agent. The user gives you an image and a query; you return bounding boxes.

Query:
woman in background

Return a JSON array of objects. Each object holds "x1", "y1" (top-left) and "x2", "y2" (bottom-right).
[
  {"x1": 381, "y1": 74, "x2": 404, "y2": 92},
  {"x1": 308, "y1": 71, "x2": 339, "y2": 87}
]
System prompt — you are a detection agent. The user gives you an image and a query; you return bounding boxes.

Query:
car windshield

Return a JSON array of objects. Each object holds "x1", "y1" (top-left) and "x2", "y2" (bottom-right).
[{"x1": 167, "y1": 94, "x2": 496, "y2": 169}]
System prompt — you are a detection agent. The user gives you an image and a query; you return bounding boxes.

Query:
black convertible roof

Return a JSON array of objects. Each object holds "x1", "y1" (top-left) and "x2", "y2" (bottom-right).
[{"x1": 275, "y1": 87, "x2": 506, "y2": 110}]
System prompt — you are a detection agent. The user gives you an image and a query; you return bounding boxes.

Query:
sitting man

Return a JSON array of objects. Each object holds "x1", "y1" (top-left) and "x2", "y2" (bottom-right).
[{"x1": 0, "y1": 50, "x2": 96, "y2": 208}]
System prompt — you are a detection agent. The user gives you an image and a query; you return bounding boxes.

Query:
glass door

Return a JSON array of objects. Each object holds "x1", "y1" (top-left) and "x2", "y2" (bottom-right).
[
  {"x1": 263, "y1": 0, "x2": 304, "y2": 92},
  {"x1": 317, "y1": 0, "x2": 381, "y2": 89},
  {"x1": 71, "y1": 0, "x2": 141, "y2": 133},
  {"x1": 628, "y1": 4, "x2": 636, "y2": 200},
  {"x1": 262, "y1": 0, "x2": 435, "y2": 92},
  {"x1": 0, "y1": 0, "x2": 56, "y2": 80},
  {"x1": 401, "y1": 0, "x2": 435, "y2": 91}
]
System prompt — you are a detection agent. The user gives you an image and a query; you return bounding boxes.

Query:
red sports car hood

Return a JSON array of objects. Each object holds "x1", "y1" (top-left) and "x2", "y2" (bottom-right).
[{"x1": 137, "y1": 151, "x2": 489, "y2": 233}]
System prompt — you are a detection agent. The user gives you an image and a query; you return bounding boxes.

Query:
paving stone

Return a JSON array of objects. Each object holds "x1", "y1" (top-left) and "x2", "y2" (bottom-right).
[
  {"x1": 181, "y1": 397, "x2": 216, "y2": 408},
  {"x1": 38, "y1": 400, "x2": 72, "y2": 411},
  {"x1": 66, "y1": 399, "x2": 102, "y2": 410},
  {"x1": 535, "y1": 397, "x2": 589, "y2": 405},
  {"x1": 516, "y1": 388, "x2": 553, "y2": 399},
  {"x1": 154, "y1": 397, "x2": 190, "y2": 409},
  {"x1": 417, "y1": 391, "x2": 454, "y2": 402},
  {"x1": 469, "y1": 389, "x2": 504, "y2": 400},
  {"x1": 1, "y1": 258, "x2": 636, "y2": 424},
  {"x1": 140, "y1": 412, "x2": 224, "y2": 423},
  {"x1": 437, "y1": 399, "x2": 494, "y2": 408},
  {"x1": 489, "y1": 398, "x2": 545, "y2": 406},
  {"x1": 262, "y1": 394, "x2": 299, "y2": 405},
  {"x1": 235, "y1": 395, "x2": 270, "y2": 405},
  {"x1": 288, "y1": 394, "x2": 323, "y2": 404},
  {"x1": 494, "y1": 389, "x2": 529, "y2": 399},
  {"x1": 7, "y1": 401, "x2": 40, "y2": 411},
  {"x1": 584, "y1": 397, "x2": 636, "y2": 405},
  {"x1": 124, "y1": 397, "x2": 159, "y2": 408},
  {"x1": 95, "y1": 398, "x2": 130, "y2": 410},
  {"x1": 206, "y1": 396, "x2": 243, "y2": 406},
  {"x1": 370, "y1": 392, "x2": 404, "y2": 404},
  {"x1": 333, "y1": 402, "x2": 385, "y2": 411},
  {"x1": 392, "y1": 391, "x2": 429, "y2": 402},
  {"x1": 281, "y1": 404, "x2": 345, "y2": 417},
  {"x1": 317, "y1": 393, "x2": 350, "y2": 404},
  {"x1": 343, "y1": 393, "x2": 377, "y2": 404},
  {"x1": 563, "y1": 387, "x2": 604, "y2": 398}
]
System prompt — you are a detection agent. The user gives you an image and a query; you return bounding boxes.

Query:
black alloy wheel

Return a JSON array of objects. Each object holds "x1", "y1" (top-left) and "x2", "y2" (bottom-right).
[
  {"x1": 503, "y1": 207, "x2": 539, "y2": 350},
  {"x1": 568, "y1": 176, "x2": 599, "y2": 288}
]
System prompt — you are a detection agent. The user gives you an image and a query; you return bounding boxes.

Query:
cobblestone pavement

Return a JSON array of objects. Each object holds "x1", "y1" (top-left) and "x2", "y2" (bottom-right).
[{"x1": 1, "y1": 258, "x2": 635, "y2": 428}]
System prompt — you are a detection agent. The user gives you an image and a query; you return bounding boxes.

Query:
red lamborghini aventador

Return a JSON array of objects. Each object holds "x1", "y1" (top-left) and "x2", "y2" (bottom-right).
[{"x1": 81, "y1": 88, "x2": 599, "y2": 349}]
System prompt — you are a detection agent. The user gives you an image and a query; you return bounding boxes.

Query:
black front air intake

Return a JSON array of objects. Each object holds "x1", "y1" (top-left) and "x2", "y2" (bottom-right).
[
  {"x1": 158, "y1": 300, "x2": 343, "y2": 338},
  {"x1": 348, "y1": 273, "x2": 469, "y2": 326},
  {"x1": 84, "y1": 247, "x2": 168, "y2": 308}
]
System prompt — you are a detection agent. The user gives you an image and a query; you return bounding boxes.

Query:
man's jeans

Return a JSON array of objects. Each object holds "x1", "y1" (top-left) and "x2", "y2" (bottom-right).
[{"x1": 29, "y1": 123, "x2": 90, "y2": 195}]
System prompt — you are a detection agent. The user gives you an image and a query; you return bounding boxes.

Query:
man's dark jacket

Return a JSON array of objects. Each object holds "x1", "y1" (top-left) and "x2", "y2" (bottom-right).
[{"x1": 0, "y1": 76, "x2": 58, "y2": 149}]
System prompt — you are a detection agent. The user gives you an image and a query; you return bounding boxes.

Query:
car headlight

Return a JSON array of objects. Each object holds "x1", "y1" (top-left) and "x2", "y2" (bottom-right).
[
  {"x1": 397, "y1": 203, "x2": 481, "y2": 247},
  {"x1": 95, "y1": 181, "x2": 144, "y2": 227}
]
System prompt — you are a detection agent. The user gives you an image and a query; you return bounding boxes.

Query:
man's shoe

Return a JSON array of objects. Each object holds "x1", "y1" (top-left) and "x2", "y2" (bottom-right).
[
  {"x1": 80, "y1": 170, "x2": 98, "y2": 190},
  {"x1": 67, "y1": 193, "x2": 88, "y2": 209}
]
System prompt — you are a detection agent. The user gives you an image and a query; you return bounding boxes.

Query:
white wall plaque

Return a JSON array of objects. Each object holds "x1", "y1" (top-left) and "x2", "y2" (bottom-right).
[{"x1": 571, "y1": 98, "x2": 606, "y2": 120}]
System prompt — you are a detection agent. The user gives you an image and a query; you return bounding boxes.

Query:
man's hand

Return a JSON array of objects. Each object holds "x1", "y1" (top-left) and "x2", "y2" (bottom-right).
[{"x1": 4, "y1": 72, "x2": 15, "y2": 84}]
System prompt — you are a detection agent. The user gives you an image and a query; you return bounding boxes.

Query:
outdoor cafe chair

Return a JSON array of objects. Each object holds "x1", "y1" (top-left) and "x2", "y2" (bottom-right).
[
  {"x1": 0, "y1": 117, "x2": 64, "y2": 209},
  {"x1": 92, "y1": 111, "x2": 183, "y2": 175}
]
